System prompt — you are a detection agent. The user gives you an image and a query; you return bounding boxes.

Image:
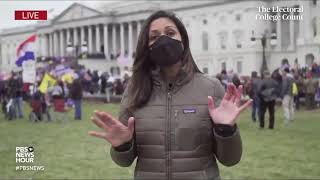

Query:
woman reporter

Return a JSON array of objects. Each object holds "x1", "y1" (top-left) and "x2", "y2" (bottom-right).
[{"x1": 89, "y1": 10, "x2": 252, "y2": 180}]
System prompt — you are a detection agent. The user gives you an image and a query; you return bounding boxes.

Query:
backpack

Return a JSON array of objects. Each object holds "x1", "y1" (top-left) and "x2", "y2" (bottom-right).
[{"x1": 292, "y1": 82, "x2": 298, "y2": 96}]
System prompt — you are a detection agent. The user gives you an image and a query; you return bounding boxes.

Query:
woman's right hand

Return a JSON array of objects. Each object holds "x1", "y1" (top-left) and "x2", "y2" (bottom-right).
[{"x1": 88, "y1": 111, "x2": 135, "y2": 147}]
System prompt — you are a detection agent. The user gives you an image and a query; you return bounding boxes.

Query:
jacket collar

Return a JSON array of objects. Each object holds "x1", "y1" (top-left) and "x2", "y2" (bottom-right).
[{"x1": 151, "y1": 66, "x2": 194, "y2": 91}]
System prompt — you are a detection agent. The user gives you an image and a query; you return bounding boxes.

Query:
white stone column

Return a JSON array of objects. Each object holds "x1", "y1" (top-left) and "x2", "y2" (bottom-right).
[
  {"x1": 289, "y1": 11, "x2": 295, "y2": 50},
  {"x1": 297, "y1": 13, "x2": 304, "y2": 44},
  {"x1": 103, "y1": 24, "x2": 109, "y2": 58},
  {"x1": 80, "y1": 26, "x2": 85, "y2": 45},
  {"x1": 60, "y1": 30, "x2": 64, "y2": 56},
  {"x1": 303, "y1": 1, "x2": 312, "y2": 42},
  {"x1": 53, "y1": 31, "x2": 58, "y2": 56},
  {"x1": 49, "y1": 33, "x2": 53, "y2": 56},
  {"x1": 37, "y1": 34, "x2": 42, "y2": 57},
  {"x1": 276, "y1": 12, "x2": 282, "y2": 50},
  {"x1": 137, "y1": 20, "x2": 141, "y2": 39},
  {"x1": 88, "y1": 25, "x2": 93, "y2": 53},
  {"x1": 43, "y1": 33, "x2": 48, "y2": 56},
  {"x1": 66, "y1": 28, "x2": 71, "y2": 45},
  {"x1": 112, "y1": 23, "x2": 117, "y2": 55},
  {"x1": 45, "y1": 34, "x2": 49, "y2": 57},
  {"x1": 46, "y1": 34, "x2": 49, "y2": 56},
  {"x1": 96, "y1": 24, "x2": 101, "y2": 53},
  {"x1": 73, "y1": 27, "x2": 78, "y2": 47},
  {"x1": 298, "y1": 0, "x2": 311, "y2": 44},
  {"x1": 42, "y1": 34, "x2": 46, "y2": 57},
  {"x1": 120, "y1": 22, "x2": 124, "y2": 55},
  {"x1": 42, "y1": 34, "x2": 48, "y2": 57},
  {"x1": 128, "y1": 21, "x2": 133, "y2": 59}
]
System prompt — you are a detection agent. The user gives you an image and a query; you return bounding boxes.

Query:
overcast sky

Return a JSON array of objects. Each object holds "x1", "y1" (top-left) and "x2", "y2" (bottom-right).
[{"x1": 0, "y1": 1, "x2": 111, "y2": 31}]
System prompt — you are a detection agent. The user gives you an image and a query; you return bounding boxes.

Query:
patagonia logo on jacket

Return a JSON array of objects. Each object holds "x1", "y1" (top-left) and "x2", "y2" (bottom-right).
[{"x1": 183, "y1": 108, "x2": 196, "y2": 114}]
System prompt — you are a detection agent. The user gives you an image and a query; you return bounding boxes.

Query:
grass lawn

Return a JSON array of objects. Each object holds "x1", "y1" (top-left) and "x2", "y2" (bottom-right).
[{"x1": 0, "y1": 102, "x2": 319, "y2": 179}]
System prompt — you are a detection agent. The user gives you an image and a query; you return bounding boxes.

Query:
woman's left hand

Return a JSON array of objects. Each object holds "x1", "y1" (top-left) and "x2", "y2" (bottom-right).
[{"x1": 208, "y1": 84, "x2": 252, "y2": 126}]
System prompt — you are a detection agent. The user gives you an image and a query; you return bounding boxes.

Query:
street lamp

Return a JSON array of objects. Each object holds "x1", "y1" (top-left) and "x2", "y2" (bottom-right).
[{"x1": 251, "y1": 30, "x2": 277, "y2": 77}]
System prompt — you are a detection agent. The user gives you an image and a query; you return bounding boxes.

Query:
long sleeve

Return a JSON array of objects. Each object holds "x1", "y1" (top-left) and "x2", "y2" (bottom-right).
[
  {"x1": 110, "y1": 87, "x2": 137, "y2": 167},
  {"x1": 211, "y1": 78, "x2": 243, "y2": 167},
  {"x1": 213, "y1": 128, "x2": 242, "y2": 167}
]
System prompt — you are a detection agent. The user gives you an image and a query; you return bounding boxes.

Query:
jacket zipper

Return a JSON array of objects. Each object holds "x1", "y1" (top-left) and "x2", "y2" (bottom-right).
[
  {"x1": 174, "y1": 110, "x2": 178, "y2": 121},
  {"x1": 166, "y1": 88, "x2": 173, "y2": 180}
]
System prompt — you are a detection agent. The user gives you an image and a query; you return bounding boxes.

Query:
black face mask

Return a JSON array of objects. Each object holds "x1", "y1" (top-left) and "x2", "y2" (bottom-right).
[{"x1": 149, "y1": 35, "x2": 184, "y2": 67}]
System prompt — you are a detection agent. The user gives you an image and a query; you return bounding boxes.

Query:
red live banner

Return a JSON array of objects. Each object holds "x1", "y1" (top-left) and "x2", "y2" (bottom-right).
[{"x1": 15, "y1": 10, "x2": 47, "y2": 20}]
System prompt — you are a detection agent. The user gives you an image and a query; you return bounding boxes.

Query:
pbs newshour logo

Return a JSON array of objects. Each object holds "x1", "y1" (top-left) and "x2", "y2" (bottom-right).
[
  {"x1": 15, "y1": 146, "x2": 44, "y2": 171},
  {"x1": 16, "y1": 146, "x2": 34, "y2": 163}
]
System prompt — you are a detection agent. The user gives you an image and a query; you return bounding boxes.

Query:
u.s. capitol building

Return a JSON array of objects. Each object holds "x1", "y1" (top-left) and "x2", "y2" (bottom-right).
[{"x1": 0, "y1": 0, "x2": 319, "y2": 77}]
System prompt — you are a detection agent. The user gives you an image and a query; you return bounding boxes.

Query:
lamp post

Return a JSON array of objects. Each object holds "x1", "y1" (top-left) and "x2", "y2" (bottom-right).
[{"x1": 251, "y1": 30, "x2": 277, "y2": 77}]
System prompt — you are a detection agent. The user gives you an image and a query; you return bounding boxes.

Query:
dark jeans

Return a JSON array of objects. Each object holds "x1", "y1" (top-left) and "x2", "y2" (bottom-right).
[
  {"x1": 13, "y1": 97, "x2": 23, "y2": 119},
  {"x1": 73, "y1": 99, "x2": 82, "y2": 120},
  {"x1": 251, "y1": 96, "x2": 260, "y2": 122},
  {"x1": 259, "y1": 100, "x2": 275, "y2": 129}
]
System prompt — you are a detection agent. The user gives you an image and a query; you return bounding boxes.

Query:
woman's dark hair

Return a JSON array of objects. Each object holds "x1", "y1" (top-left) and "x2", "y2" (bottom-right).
[{"x1": 127, "y1": 10, "x2": 200, "y2": 111}]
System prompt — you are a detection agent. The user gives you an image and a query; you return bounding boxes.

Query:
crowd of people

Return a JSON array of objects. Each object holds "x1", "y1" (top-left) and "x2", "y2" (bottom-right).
[
  {"x1": 0, "y1": 62, "x2": 130, "y2": 122},
  {"x1": 215, "y1": 61, "x2": 320, "y2": 129},
  {"x1": 81, "y1": 69, "x2": 130, "y2": 102},
  {"x1": 1, "y1": 58, "x2": 320, "y2": 127}
]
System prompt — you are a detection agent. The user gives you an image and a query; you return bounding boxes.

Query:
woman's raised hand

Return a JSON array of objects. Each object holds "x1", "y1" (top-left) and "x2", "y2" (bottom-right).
[
  {"x1": 88, "y1": 111, "x2": 135, "y2": 147},
  {"x1": 208, "y1": 84, "x2": 252, "y2": 126}
]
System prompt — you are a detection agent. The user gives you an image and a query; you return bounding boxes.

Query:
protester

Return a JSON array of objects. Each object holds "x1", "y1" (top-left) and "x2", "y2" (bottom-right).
[
  {"x1": 92, "y1": 70, "x2": 100, "y2": 94},
  {"x1": 249, "y1": 71, "x2": 261, "y2": 123},
  {"x1": 220, "y1": 69, "x2": 228, "y2": 89},
  {"x1": 304, "y1": 73, "x2": 319, "y2": 110},
  {"x1": 258, "y1": 71, "x2": 279, "y2": 129},
  {"x1": 3, "y1": 78, "x2": 12, "y2": 119},
  {"x1": 100, "y1": 72, "x2": 107, "y2": 94},
  {"x1": 29, "y1": 89, "x2": 44, "y2": 122},
  {"x1": 232, "y1": 73, "x2": 241, "y2": 88},
  {"x1": 114, "y1": 79, "x2": 124, "y2": 95},
  {"x1": 294, "y1": 73, "x2": 304, "y2": 110},
  {"x1": 281, "y1": 67, "x2": 295, "y2": 124},
  {"x1": 70, "y1": 75, "x2": 83, "y2": 120},
  {"x1": 84, "y1": 70, "x2": 93, "y2": 94},
  {"x1": 7, "y1": 72, "x2": 24, "y2": 119},
  {"x1": 105, "y1": 75, "x2": 114, "y2": 103}
]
